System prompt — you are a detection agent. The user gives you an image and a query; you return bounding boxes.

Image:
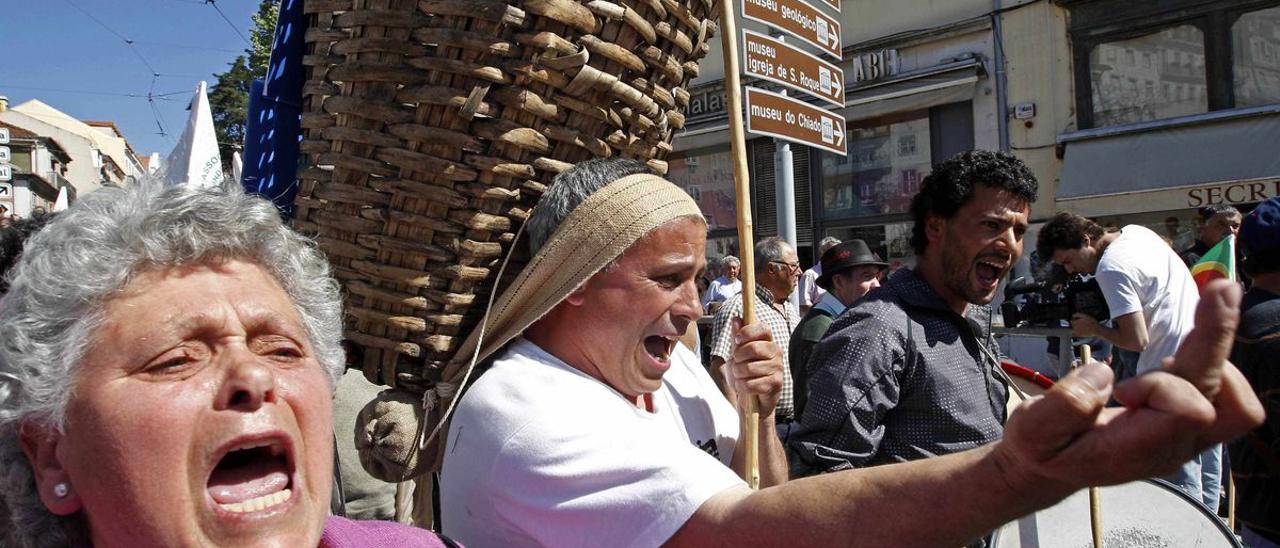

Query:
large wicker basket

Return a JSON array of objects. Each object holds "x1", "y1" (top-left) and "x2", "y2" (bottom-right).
[{"x1": 292, "y1": 0, "x2": 719, "y2": 393}]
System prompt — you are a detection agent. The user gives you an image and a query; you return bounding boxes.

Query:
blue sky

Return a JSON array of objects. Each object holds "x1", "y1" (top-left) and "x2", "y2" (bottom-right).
[{"x1": 2, "y1": 0, "x2": 266, "y2": 156}]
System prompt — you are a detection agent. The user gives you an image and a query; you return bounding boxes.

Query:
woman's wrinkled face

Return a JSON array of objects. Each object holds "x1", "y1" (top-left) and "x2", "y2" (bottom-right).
[{"x1": 39, "y1": 260, "x2": 332, "y2": 547}]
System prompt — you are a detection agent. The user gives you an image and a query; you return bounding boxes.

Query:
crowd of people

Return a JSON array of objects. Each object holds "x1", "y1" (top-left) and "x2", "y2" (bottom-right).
[{"x1": 0, "y1": 151, "x2": 1273, "y2": 547}]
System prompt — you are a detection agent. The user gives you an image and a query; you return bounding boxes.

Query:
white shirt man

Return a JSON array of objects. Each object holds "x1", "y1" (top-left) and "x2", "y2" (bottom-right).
[{"x1": 439, "y1": 159, "x2": 1260, "y2": 548}]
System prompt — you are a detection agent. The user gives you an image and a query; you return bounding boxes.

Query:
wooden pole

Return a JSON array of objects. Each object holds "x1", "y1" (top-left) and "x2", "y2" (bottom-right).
[
  {"x1": 719, "y1": 0, "x2": 760, "y2": 489},
  {"x1": 1082, "y1": 344, "x2": 1103, "y2": 548}
]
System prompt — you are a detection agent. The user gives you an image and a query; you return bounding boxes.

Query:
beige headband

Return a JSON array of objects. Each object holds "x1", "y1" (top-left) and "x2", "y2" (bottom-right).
[
  {"x1": 403, "y1": 172, "x2": 704, "y2": 474},
  {"x1": 449, "y1": 172, "x2": 705, "y2": 370}
]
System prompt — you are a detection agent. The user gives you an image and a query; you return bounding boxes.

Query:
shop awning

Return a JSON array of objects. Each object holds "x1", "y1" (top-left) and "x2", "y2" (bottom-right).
[
  {"x1": 1058, "y1": 108, "x2": 1280, "y2": 202},
  {"x1": 834, "y1": 58, "x2": 983, "y2": 122}
]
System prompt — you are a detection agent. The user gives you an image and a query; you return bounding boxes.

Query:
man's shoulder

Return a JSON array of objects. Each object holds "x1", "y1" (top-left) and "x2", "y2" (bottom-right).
[
  {"x1": 794, "y1": 309, "x2": 836, "y2": 342},
  {"x1": 824, "y1": 293, "x2": 910, "y2": 344},
  {"x1": 456, "y1": 343, "x2": 613, "y2": 433},
  {"x1": 1240, "y1": 289, "x2": 1280, "y2": 337}
]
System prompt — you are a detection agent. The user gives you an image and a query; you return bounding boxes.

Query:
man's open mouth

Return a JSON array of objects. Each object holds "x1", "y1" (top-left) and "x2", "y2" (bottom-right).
[
  {"x1": 206, "y1": 435, "x2": 295, "y2": 514},
  {"x1": 976, "y1": 258, "x2": 1010, "y2": 288},
  {"x1": 643, "y1": 335, "x2": 676, "y2": 364}
]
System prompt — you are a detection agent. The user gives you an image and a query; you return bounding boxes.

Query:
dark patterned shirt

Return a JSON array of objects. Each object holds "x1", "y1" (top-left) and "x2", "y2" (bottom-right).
[
  {"x1": 1229, "y1": 287, "x2": 1280, "y2": 542},
  {"x1": 788, "y1": 267, "x2": 1008, "y2": 476}
]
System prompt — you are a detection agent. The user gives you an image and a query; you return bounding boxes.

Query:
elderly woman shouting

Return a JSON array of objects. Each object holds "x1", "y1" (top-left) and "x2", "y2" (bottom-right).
[{"x1": 0, "y1": 183, "x2": 449, "y2": 547}]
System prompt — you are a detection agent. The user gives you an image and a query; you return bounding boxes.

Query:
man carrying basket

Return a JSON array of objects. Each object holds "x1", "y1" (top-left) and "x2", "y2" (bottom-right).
[{"x1": 439, "y1": 158, "x2": 1262, "y2": 547}]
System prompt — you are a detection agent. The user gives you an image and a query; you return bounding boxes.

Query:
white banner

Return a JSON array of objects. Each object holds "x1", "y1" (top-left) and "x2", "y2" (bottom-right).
[{"x1": 163, "y1": 81, "x2": 225, "y2": 188}]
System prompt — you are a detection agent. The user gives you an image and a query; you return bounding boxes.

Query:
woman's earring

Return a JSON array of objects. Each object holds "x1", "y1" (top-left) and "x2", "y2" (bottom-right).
[{"x1": 53, "y1": 483, "x2": 69, "y2": 498}]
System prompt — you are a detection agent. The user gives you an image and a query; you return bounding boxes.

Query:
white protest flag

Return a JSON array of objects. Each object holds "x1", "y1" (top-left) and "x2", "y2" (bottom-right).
[
  {"x1": 52, "y1": 186, "x2": 69, "y2": 212},
  {"x1": 231, "y1": 151, "x2": 243, "y2": 184},
  {"x1": 164, "y1": 81, "x2": 225, "y2": 188}
]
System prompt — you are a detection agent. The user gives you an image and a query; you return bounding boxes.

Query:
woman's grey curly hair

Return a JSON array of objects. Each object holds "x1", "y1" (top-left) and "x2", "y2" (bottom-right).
[{"x1": 0, "y1": 182, "x2": 346, "y2": 547}]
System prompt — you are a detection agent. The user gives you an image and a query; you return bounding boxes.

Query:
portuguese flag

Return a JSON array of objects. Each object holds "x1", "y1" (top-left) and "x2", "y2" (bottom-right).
[{"x1": 1190, "y1": 234, "x2": 1236, "y2": 290}]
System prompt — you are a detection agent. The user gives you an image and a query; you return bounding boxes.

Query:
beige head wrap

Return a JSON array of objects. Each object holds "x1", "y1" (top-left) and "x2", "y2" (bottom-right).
[{"x1": 356, "y1": 172, "x2": 705, "y2": 481}]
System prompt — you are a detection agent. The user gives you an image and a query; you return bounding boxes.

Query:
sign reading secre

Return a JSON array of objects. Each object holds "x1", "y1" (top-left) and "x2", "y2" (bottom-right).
[
  {"x1": 742, "y1": 0, "x2": 841, "y2": 59},
  {"x1": 745, "y1": 87, "x2": 847, "y2": 156},
  {"x1": 743, "y1": 30, "x2": 845, "y2": 108}
]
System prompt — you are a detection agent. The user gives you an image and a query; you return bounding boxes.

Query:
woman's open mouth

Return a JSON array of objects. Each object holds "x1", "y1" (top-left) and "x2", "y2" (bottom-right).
[{"x1": 206, "y1": 434, "x2": 296, "y2": 515}]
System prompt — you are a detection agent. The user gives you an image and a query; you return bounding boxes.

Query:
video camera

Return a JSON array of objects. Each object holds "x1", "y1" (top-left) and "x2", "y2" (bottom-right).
[{"x1": 1000, "y1": 267, "x2": 1110, "y2": 328}]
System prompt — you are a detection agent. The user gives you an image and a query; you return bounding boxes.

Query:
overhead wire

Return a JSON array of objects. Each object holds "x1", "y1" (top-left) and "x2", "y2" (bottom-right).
[
  {"x1": 205, "y1": 0, "x2": 252, "y2": 45},
  {"x1": 28, "y1": 0, "x2": 253, "y2": 150}
]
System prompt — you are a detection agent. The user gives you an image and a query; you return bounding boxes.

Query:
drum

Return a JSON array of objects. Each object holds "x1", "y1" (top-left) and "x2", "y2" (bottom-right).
[
  {"x1": 991, "y1": 479, "x2": 1240, "y2": 547},
  {"x1": 1001, "y1": 361, "x2": 1055, "y2": 417}
]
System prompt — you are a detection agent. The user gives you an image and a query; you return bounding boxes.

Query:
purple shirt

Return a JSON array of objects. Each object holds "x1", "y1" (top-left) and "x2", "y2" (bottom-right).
[{"x1": 320, "y1": 516, "x2": 456, "y2": 547}]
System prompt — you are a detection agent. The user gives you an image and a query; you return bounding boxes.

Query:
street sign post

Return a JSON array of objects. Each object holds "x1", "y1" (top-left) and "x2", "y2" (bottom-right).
[
  {"x1": 745, "y1": 87, "x2": 846, "y2": 156},
  {"x1": 743, "y1": 30, "x2": 845, "y2": 108},
  {"x1": 742, "y1": 0, "x2": 841, "y2": 59}
]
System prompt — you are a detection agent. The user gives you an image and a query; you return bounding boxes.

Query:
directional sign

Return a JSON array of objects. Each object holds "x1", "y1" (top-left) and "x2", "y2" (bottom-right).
[
  {"x1": 742, "y1": 0, "x2": 841, "y2": 60},
  {"x1": 0, "y1": 182, "x2": 11, "y2": 197},
  {"x1": 0, "y1": 146, "x2": 9, "y2": 164},
  {"x1": 0, "y1": 165, "x2": 10, "y2": 183},
  {"x1": 0, "y1": 128, "x2": 8, "y2": 145},
  {"x1": 743, "y1": 30, "x2": 845, "y2": 108},
  {"x1": 745, "y1": 87, "x2": 846, "y2": 156}
]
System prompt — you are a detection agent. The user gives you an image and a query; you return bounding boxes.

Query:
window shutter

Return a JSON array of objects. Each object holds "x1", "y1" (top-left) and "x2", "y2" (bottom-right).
[{"x1": 750, "y1": 138, "x2": 777, "y2": 238}]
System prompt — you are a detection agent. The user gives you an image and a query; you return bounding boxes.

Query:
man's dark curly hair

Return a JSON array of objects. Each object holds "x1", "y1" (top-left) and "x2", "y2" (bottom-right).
[
  {"x1": 1036, "y1": 212, "x2": 1105, "y2": 259},
  {"x1": 909, "y1": 150, "x2": 1038, "y2": 254}
]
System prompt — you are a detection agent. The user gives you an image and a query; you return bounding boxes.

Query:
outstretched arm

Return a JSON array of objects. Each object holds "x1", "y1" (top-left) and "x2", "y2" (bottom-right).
[{"x1": 670, "y1": 280, "x2": 1263, "y2": 547}]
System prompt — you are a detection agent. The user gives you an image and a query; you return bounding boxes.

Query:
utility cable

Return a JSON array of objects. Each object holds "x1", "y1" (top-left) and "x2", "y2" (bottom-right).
[{"x1": 205, "y1": 0, "x2": 252, "y2": 45}]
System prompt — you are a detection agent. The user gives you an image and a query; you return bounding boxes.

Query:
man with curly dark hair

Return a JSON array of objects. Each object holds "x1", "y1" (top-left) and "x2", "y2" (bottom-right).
[{"x1": 790, "y1": 150, "x2": 1037, "y2": 477}]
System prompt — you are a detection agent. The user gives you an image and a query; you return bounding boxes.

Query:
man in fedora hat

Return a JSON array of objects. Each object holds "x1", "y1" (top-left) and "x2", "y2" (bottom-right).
[
  {"x1": 789, "y1": 239, "x2": 887, "y2": 417},
  {"x1": 440, "y1": 157, "x2": 1261, "y2": 547}
]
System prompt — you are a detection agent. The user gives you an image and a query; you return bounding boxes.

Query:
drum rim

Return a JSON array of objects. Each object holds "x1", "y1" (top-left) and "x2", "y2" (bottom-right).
[{"x1": 990, "y1": 478, "x2": 1242, "y2": 547}]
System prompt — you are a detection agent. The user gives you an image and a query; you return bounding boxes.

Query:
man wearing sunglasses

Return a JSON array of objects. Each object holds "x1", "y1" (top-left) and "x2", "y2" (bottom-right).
[{"x1": 709, "y1": 236, "x2": 803, "y2": 433}]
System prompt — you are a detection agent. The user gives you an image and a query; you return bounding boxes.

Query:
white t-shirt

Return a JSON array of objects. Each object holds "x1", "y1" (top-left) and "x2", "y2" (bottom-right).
[
  {"x1": 441, "y1": 339, "x2": 743, "y2": 547},
  {"x1": 701, "y1": 276, "x2": 742, "y2": 310},
  {"x1": 1096, "y1": 225, "x2": 1200, "y2": 374},
  {"x1": 798, "y1": 264, "x2": 825, "y2": 308}
]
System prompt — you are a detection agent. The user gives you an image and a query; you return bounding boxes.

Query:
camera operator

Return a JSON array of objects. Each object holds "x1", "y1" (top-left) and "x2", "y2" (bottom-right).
[{"x1": 1037, "y1": 212, "x2": 1220, "y2": 512}]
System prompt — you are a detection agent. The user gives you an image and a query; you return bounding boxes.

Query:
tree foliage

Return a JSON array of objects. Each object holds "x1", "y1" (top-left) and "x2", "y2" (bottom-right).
[{"x1": 208, "y1": 0, "x2": 280, "y2": 171}]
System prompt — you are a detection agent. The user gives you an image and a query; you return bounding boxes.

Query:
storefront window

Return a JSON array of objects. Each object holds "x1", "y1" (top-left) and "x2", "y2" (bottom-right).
[
  {"x1": 1089, "y1": 25, "x2": 1208, "y2": 127},
  {"x1": 827, "y1": 221, "x2": 916, "y2": 272},
  {"x1": 1233, "y1": 6, "x2": 1280, "y2": 108},
  {"x1": 821, "y1": 110, "x2": 931, "y2": 219},
  {"x1": 666, "y1": 148, "x2": 737, "y2": 231}
]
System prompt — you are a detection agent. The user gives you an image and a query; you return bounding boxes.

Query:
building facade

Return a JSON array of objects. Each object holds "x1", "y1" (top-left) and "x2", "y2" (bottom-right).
[
  {"x1": 1053, "y1": 0, "x2": 1280, "y2": 245},
  {"x1": 667, "y1": 0, "x2": 1070, "y2": 268},
  {"x1": 667, "y1": 0, "x2": 1280, "y2": 269},
  {"x1": 0, "y1": 120, "x2": 74, "y2": 218},
  {"x1": 0, "y1": 99, "x2": 143, "y2": 196}
]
